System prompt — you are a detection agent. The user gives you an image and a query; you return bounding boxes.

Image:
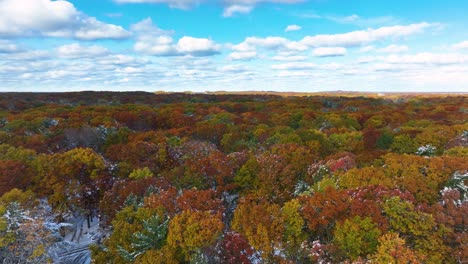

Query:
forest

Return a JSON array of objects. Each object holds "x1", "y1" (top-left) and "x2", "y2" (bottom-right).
[{"x1": 0, "y1": 92, "x2": 466, "y2": 263}]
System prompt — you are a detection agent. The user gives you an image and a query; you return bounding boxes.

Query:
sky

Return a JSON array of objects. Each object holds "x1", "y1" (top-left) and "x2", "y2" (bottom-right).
[{"x1": 1, "y1": 0, "x2": 468, "y2": 92}]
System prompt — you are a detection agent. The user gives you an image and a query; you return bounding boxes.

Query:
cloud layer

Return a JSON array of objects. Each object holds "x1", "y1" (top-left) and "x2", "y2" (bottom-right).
[
  {"x1": 0, "y1": 0, "x2": 130, "y2": 40},
  {"x1": 0, "y1": 0, "x2": 467, "y2": 93}
]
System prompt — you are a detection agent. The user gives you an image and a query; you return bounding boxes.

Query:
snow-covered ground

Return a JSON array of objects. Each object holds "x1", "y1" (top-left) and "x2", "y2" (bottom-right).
[{"x1": 49, "y1": 216, "x2": 101, "y2": 264}]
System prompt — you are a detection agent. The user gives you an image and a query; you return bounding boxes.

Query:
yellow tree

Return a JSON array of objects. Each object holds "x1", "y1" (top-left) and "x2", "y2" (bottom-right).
[
  {"x1": 34, "y1": 148, "x2": 107, "y2": 215},
  {"x1": 281, "y1": 199, "x2": 308, "y2": 261},
  {"x1": 370, "y1": 233, "x2": 422, "y2": 264},
  {"x1": 167, "y1": 210, "x2": 223, "y2": 261},
  {"x1": 232, "y1": 196, "x2": 285, "y2": 261}
]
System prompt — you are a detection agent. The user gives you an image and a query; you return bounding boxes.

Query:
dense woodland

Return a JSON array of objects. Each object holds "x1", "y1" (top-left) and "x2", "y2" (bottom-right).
[{"x1": 0, "y1": 92, "x2": 466, "y2": 263}]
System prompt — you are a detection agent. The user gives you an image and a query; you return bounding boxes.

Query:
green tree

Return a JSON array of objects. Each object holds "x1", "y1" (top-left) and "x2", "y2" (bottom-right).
[
  {"x1": 118, "y1": 215, "x2": 168, "y2": 262},
  {"x1": 390, "y1": 135, "x2": 417, "y2": 154},
  {"x1": 382, "y1": 197, "x2": 451, "y2": 263},
  {"x1": 333, "y1": 216, "x2": 381, "y2": 261},
  {"x1": 234, "y1": 156, "x2": 260, "y2": 194}
]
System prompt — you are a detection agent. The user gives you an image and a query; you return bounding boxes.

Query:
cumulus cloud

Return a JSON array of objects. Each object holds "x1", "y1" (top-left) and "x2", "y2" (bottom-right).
[
  {"x1": 228, "y1": 51, "x2": 257, "y2": 60},
  {"x1": 385, "y1": 53, "x2": 468, "y2": 65},
  {"x1": 134, "y1": 35, "x2": 177, "y2": 56},
  {"x1": 0, "y1": 49, "x2": 51, "y2": 61},
  {"x1": 113, "y1": 0, "x2": 204, "y2": 9},
  {"x1": 223, "y1": 5, "x2": 253, "y2": 17},
  {"x1": 224, "y1": 0, "x2": 304, "y2": 5},
  {"x1": 115, "y1": 66, "x2": 146, "y2": 74},
  {"x1": 0, "y1": 40, "x2": 21, "y2": 53},
  {"x1": 114, "y1": 0, "x2": 304, "y2": 16},
  {"x1": 334, "y1": 14, "x2": 360, "y2": 23},
  {"x1": 230, "y1": 23, "x2": 431, "y2": 56},
  {"x1": 301, "y1": 23, "x2": 434, "y2": 47},
  {"x1": 223, "y1": 0, "x2": 304, "y2": 17},
  {"x1": 313, "y1": 47, "x2": 347, "y2": 57},
  {"x1": 271, "y1": 55, "x2": 307, "y2": 61},
  {"x1": 97, "y1": 54, "x2": 150, "y2": 66},
  {"x1": 276, "y1": 70, "x2": 310, "y2": 77},
  {"x1": 131, "y1": 19, "x2": 220, "y2": 56},
  {"x1": 229, "y1": 41, "x2": 256, "y2": 52},
  {"x1": 272, "y1": 62, "x2": 316, "y2": 70},
  {"x1": 73, "y1": 18, "x2": 131, "y2": 40},
  {"x1": 131, "y1": 18, "x2": 178, "y2": 55},
  {"x1": 359, "y1": 45, "x2": 375, "y2": 53},
  {"x1": 0, "y1": 0, "x2": 130, "y2": 40},
  {"x1": 57, "y1": 44, "x2": 110, "y2": 59},
  {"x1": 327, "y1": 14, "x2": 399, "y2": 27},
  {"x1": 377, "y1": 44, "x2": 408, "y2": 53},
  {"x1": 131, "y1": 18, "x2": 173, "y2": 35},
  {"x1": 285, "y1": 24, "x2": 301, "y2": 32},
  {"x1": 232, "y1": 36, "x2": 307, "y2": 54},
  {"x1": 245, "y1": 37, "x2": 290, "y2": 49},
  {"x1": 220, "y1": 64, "x2": 250, "y2": 73},
  {"x1": 176, "y1": 36, "x2": 221, "y2": 56},
  {"x1": 453, "y1": 41, "x2": 468, "y2": 50}
]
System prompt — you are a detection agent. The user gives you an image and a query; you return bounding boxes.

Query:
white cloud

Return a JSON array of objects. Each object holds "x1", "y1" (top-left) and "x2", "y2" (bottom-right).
[
  {"x1": 97, "y1": 54, "x2": 150, "y2": 66},
  {"x1": 228, "y1": 51, "x2": 257, "y2": 60},
  {"x1": 115, "y1": 67, "x2": 146, "y2": 74},
  {"x1": 330, "y1": 14, "x2": 360, "y2": 23},
  {"x1": 359, "y1": 45, "x2": 375, "y2": 53},
  {"x1": 134, "y1": 35, "x2": 220, "y2": 56},
  {"x1": 223, "y1": 0, "x2": 304, "y2": 17},
  {"x1": 0, "y1": 40, "x2": 21, "y2": 53},
  {"x1": 285, "y1": 24, "x2": 301, "y2": 32},
  {"x1": 225, "y1": 0, "x2": 304, "y2": 5},
  {"x1": 327, "y1": 14, "x2": 399, "y2": 27},
  {"x1": 377, "y1": 44, "x2": 408, "y2": 53},
  {"x1": 134, "y1": 35, "x2": 176, "y2": 56},
  {"x1": 229, "y1": 42, "x2": 256, "y2": 52},
  {"x1": 277, "y1": 70, "x2": 310, "y2": 77},
  {"x1": 0, "y1": 49, "x2": 51, "y2": 61},
  {"x1": 272, "y1": 62, "x2": 316, "y2": 70},
  {"x1": 245, "y1": 36, "x2": 290, "y2": 49},
  {"x1": 313, "y1": 47, "x2": 346, "y2": 57},
  {"x1": 57, "y1": 44, "x2": 110, "y2": 59},
  {"x1": 0, "y1": 0, "x2": 130, "y2": 40},
  {"x1": 223, "y1": 5, "x2": 253, "y2": 17},
  {"x1": 271, "y1": 55, "x2": 307, "y2": 61},
  {"x1": 385, "y1": 53, "x2": 468, "y2": 65},
  {"x1": 357, "y1": 56, "x2": 377, "y2": 64},
  {"x1": 113, "y1": 0, "x2": 203, "y2": 9},
  {"x1": 131, "y1": 19, "x2": 219, "y2": 56},
  {"x1": 453, "y1": 41, "x2": 468, "y2": 50},
  {"x1": 0, "y1": 64, "x2": 28, "y2": 73},
  {"x1": 320, "y1": 62, "x2": 344, "y2": 70},
  {"x1": 220, "y1": 64, "x2": 250, "y2": 73},
  {"x1": 232, "y1": 36, "x2": 307, "y2": 53},
  {"x1": 176, "y1": 36, "x2": 220, "y2": 56},
  {"x1": 301, "y1": 23, "x2": 434, "y2": 47},
  {"x1": 114, "y1": 0, "x2": 304, "y2": 16},
  {"x1": 285, "y1": 41, "x2": 308, "y2": 51},
  {"x1": 73, "y1": 18, "x2": 131, "y2": 40},
  {"x1": 0, "y1": 0, "x2": 78, "y2": 35},
  {"x1": 132, "y1": 18, "x2": 177, "y2": 56},
  {"x1": 131, "y1": 17, "x2": 173, "y2": 35}
]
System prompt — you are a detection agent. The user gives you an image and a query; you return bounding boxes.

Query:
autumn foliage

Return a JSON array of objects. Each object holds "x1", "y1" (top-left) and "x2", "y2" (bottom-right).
[{"x1": 0, "y1": 92, "x2": 466, "y2": 263}]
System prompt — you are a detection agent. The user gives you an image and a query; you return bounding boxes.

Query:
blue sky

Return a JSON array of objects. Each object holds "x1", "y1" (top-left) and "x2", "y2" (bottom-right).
[{"x1": 1, "y1": 0, "x2": 468, "y2": 92}]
